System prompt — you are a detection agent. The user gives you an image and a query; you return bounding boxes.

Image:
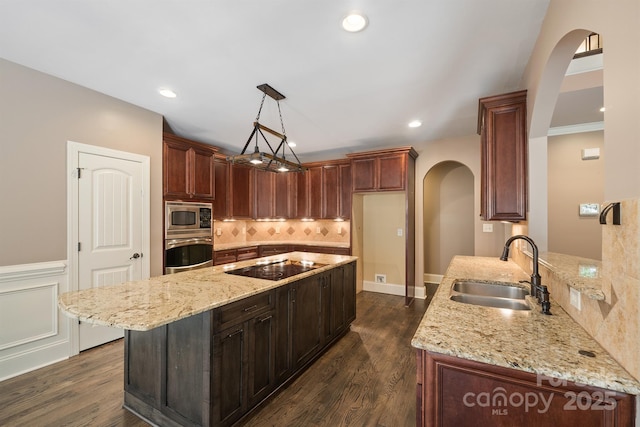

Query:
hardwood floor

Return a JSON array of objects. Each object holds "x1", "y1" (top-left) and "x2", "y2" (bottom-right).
[{"x1": 0, "y1": 291, "x2": 431, "y2": 427}]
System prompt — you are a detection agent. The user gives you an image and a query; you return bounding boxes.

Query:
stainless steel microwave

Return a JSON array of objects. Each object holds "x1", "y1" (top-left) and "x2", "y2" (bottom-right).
[{"x1": 165, "y1": 201, "x2": 212, "y2": 239}]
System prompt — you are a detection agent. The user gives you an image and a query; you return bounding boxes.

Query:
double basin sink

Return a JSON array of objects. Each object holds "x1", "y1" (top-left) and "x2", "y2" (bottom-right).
[{"x1": 449, "y1": 279, "x2": 531, "y2": 311}]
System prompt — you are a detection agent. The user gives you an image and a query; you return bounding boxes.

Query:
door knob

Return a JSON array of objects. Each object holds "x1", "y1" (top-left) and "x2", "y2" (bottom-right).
[{"x1": 130, "y1": 253, "x2": 141, "y2": 260}]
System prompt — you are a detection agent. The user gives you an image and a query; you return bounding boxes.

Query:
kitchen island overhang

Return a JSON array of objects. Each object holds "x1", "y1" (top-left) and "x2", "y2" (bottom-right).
[
  {"x1": 58, "y1": 252, "x2": 356, "y2": 331},
  {"x1": 58, "y1": 252, "x2": 358, "y2": 427}
]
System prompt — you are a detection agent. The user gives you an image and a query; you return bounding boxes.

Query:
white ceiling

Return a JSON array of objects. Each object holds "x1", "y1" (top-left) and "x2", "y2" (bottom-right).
[{"x1": 0, "y1": 1, "x2": 564, "y2": 161}]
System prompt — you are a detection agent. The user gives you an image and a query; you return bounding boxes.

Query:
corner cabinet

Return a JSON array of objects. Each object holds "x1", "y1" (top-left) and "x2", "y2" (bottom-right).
[
  {"x1": 477, "y1": 90, "x2": 527, "y2": 221},
  {"x1": 163, "y1": 133, "x2": 216, "y2": 201}
]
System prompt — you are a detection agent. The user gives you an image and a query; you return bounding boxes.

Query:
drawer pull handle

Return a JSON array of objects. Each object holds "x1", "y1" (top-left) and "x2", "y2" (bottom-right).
[
  {"x1": 243, "y1": 304, "x2": 258, "y2": 312},
  {"x1": 258, "y1": 315, "x2": 273, "y2": 323},
  {"x1": 226, "y1": 329, "x2": 243, "y2": 339}
]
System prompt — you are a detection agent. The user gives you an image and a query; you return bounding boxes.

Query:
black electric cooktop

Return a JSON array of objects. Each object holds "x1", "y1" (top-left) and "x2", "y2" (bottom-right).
[{"x1": 224, "y1": 259, "x2": 326, "y2": 281}]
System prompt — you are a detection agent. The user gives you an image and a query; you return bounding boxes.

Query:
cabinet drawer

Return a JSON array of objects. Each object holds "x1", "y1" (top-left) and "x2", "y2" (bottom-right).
[
  {"x1": 236, "y1": 246, "x2": 259, "y2": 261},
  {"x1": 216, "y1": 291, "x2": 274, "y2": 329},
  {"x1": 214, "y1": 249, "x2": 237, "y2": 266}
]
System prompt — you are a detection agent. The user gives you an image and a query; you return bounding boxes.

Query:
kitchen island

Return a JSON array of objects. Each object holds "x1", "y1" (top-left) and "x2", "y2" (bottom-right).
[
  {"x1": 59, "y1": 252, "x2": 357, "y2": 427},
  {"x1": 412, "y1": 256, "x2": 640, "y2": 426}
]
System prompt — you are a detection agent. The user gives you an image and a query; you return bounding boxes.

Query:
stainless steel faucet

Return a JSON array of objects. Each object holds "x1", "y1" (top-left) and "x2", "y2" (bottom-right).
[{"x1": 500, "y1": 235, "x2": 551, "y2": 315}]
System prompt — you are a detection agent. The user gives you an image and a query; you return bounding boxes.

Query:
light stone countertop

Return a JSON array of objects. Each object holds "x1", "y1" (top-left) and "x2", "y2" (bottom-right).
[
  {"x1": 58, "y1": 252, "x2": 356, "y2": 332},
  {"x1": 411, "y1": 255, "x2": 640, "y2": 395}
]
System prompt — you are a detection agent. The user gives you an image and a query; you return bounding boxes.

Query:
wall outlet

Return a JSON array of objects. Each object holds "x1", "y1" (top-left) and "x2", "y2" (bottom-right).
[
  {"x1": 397, "y1": 228, "x2": 403, "y2": 237},
  {"x1": 316, "y1": 226, "x2": 321, "y2": 234},
  {"x1": 216, "y1": 228, "x2": 222, "y2": 236},
  {"x1": 275, "y1": 226, "x2": 280, "y2": 234},
  {"x1": 482, "y1": 223, "x2": 493, "y2": 233},
  {"x1": 570, "y1": 287, "x2": 581, "y2": 311},
  {"x1": 375, "y1": 274, "x2": 386, "y2": 284}
]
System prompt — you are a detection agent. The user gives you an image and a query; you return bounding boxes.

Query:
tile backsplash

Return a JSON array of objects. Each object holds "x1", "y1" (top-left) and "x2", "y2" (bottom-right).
[
  {"x1": 213, "y1": 219, "x2": 350, "y2": 246},
  {"x1": 511, "y1": 199, "x2": 640, "y2": 381}
]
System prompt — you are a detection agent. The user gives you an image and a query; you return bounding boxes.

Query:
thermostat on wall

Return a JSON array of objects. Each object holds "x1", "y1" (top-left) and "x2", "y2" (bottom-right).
[{"x1": 581, "y1": 148, "x2": 600, "y2": 160}]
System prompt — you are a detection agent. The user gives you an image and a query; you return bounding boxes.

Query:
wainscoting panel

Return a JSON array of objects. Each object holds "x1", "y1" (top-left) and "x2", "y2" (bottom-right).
[{"x1": 0, "y1": 261, "x2": 71, "y2": 381}]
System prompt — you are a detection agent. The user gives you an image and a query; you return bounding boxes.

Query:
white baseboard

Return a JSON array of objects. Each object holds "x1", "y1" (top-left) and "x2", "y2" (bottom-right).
[
  {"x1": 0, "y1": 260, "x2": 71, "y2": 382},
  {"x1": 423, "y1": 273, "x2": 443, "y2": 284},
  {"x1": 363, "y1": 280, "x2": 426, "y2": 299}
]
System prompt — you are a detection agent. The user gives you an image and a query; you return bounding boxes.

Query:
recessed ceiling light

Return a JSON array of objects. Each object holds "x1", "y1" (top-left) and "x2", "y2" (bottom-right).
[
  {"x1": 159, "y1": 88, "x2": 177, "y2": 98},
  {"x1": 342, "y1": 12, "x2": 368, "y2": 32},
  {"x1": 599, "y1": 107, "x2": 606, "y2": 112},
  {"x1": 408, "y1": 120, "x2": 422, "y2": 128},
  {"x1": 287, "y1": 140, "x2": 297, "y2": 148}
]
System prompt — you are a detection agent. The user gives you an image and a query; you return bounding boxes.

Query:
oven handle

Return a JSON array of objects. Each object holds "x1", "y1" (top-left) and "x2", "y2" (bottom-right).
[
  {"x1": 165, "y1": 259, "x2": 213, "y2": 274},
  {"x1": 165, "y1": 237, "x2": 213, "y2": 250}
]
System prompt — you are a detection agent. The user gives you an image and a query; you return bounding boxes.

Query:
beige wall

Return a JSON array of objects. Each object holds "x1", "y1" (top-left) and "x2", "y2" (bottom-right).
[
  {"x1": 362, "y1": 193, "x2": 406, "y2": 285},
  {"x1": 0, "y1": 59, "x2": 164, "y2": 275},
  {"x1": 423, "y1": 161, "x2": 475, "y2": 276},
  {"x1": 548, "y1": 131, "x2": 604, "y2": 260},
  {"x1": 520, "y1": 1, "x2": 640, "y2": 379},
  {"x1": 413, "y1": 135, "x2": 510, "y2": 285}
]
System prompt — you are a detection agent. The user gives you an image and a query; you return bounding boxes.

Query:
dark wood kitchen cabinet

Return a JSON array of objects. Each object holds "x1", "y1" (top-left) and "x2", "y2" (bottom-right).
[
  {"x1": 163, "y1": 133, "x2": 216, "y2": 201},
  {"x1": 124, "y1": 261, "x2": 357, "y2": 427},
  {"x1": 214, "y1": 155, "x2": 254, "y2": 220},
  {"x1": 254, "y1": 170, "x2": 295, "y2": 219},
  {"x1": 296, "y1": 165, "x2": 323, "y2": 219},
  {"x1": 212, "y1": 292, "x2": 276, "y2": 426},
  {"x1": 322, "y1": 160, "x2": 352, "y2": 219},
  {"x1": 295, "y1": 160, "x2": 351, "y2": 219},
  {"x1": 478, "y1": 90, "x2": 527, "y2": 221},
  {"x1": 416, "y1": 350, "x2": 635, "y2": 427},
  {"x1": 347, "y1": 147, "x2": 417, "y2": 192}
]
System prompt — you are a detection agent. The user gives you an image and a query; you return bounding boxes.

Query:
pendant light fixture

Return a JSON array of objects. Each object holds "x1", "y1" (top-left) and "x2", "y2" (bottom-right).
[{"x1": 227, "y1": 84, "x2": 306, "y2": 173}]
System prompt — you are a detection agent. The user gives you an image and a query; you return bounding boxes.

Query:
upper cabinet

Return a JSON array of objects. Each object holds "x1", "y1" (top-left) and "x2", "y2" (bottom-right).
[
  {"x1": 214, "y1": 155, "x2": 254, "y2": 220},
  {"x1": 477, "y1": 90, "x2": 527, "y2": 221},
  {"x1": 295, "y1": 160, "x2": 351, "y2": 220},
  {"x1": 347, "y1": 147, "x2": 418, "y2": 192},
  {"x1": 163, "y1": 133, "x2": 216, "y2": 201},
  {"x1": 254, "y1": 170, "x2": 295, "y2": 219}
]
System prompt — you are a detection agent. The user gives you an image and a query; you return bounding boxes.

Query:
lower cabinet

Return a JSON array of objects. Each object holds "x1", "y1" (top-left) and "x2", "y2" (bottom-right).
[
  {"x1": 124, "y1": 261, "x2": 356, "y2": 427},
  {"x1": 416, "y1": 350, "x2": 635, "y2": 427}
]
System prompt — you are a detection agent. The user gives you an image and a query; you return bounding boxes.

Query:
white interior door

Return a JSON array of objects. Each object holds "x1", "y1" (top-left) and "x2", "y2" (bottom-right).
[{"x1": 77, "y1": 151, "x2": 144, "y2": 351}]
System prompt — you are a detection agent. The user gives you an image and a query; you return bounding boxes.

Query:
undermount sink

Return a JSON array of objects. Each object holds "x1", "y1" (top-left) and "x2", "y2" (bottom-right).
[
  {"x1": 449, "y1": 279, "x2": 531, "y2": 311},
  {"x1": 452, "y1": 280, "x2": 529, "y2": 300}
]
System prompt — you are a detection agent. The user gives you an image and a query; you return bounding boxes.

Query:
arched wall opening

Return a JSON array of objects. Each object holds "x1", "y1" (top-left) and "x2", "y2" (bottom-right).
[
  {"x1": 527, "y1": 29, "x2": 594, "y2": 252},
  {"x1": 423, "y1": 161, "x2": 474, "y2": 281}
]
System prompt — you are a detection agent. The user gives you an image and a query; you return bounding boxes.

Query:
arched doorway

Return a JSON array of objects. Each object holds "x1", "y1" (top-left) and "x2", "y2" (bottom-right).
[{"x1": 423, "y1": 161, "x2": 474, "y2": 282}]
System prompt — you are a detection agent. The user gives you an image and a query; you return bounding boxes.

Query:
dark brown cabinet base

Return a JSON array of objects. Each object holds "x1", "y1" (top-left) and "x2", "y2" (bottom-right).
[
  {"x1": 416, "y1": 350, "x2": 635, "y2": 427},
  {"x1": 123, "y1": 262, "x2": 356, "y2": 427}
]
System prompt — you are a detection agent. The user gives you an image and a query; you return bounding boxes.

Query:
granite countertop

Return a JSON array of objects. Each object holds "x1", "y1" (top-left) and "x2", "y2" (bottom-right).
[
  {"x1": 214, "y1": 241, "x2": 351, "y2": 251},
  {"x1": 411, "y1": 255, "x2": 640, "y2": 395},
  {"x1": 538, "y1": 251, "x2": 605, "y2": 300},
  {"x1": 58, "y1": 252, "x2": 356, "y2": 332}
]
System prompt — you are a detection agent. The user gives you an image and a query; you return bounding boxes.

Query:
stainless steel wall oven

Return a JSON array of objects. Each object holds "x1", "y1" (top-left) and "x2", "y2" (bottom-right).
[{"x1": 165, "y1": 201, "x2": 213, "y2": 274}]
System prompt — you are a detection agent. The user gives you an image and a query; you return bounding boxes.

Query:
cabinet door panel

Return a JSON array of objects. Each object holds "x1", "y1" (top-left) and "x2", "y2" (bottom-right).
[
  {"x1": 274, "y1": 172, "x2": 292, "y2": 218},
  {"x1": 378, "y1": 154, "x2": 405, "y2": 191},
  {"x1": 255, "y1": 170, "x2": 275, "y2": 218},
  {"x1": 230, "y1": 164, "x2": 253, "y2": 218},
  {"x1": 307, "y1": 167, "x2": 323, "y2": 218},
  {"x1": 213, "y1": 324, "x2": 246, "y2": 425},
  {"x1": 213, "y1": 157, "x2": 229, "y2": 219},
  {"x1": 248, "y1": 313, "x2": 276, "y2": 406},
  {"x1": 291, "y1": 277, "x2": 322, "y2": 368},
  {"x1": 351, "y1": 157, "x2": 376, "y2": 191},
  {"x1": 163, "y1": 140, "x2": 190, "y2": 198},
  {"x1": 322, "y1": 165, "x2": 339, "y2": 218},
  {"x1": 191, "y1": 147, "x2": 214, "y2": 199},
  {"x1": 339, "y1": 163, "x2": 352, "y2": 219},
  {"x1": 274, "y1": 286, "x2": 292, "y2": 383}
]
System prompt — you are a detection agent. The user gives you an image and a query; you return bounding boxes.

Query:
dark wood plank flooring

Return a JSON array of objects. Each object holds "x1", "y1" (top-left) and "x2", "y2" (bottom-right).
[{"x1": 0, "y1": 291, "x2": 432, "y2": 427}]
